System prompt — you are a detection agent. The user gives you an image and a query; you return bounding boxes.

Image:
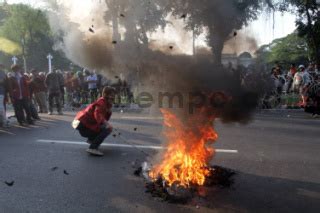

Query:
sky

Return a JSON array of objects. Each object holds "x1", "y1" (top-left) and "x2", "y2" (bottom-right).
[{"x1": 5, "y1": 0, "x2": 297, "y2": 46}]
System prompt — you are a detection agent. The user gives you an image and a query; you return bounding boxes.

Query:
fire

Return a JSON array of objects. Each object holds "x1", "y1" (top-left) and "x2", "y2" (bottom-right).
[{"x1": 150, "y1": 108, "x2": 218, "y2": 187}]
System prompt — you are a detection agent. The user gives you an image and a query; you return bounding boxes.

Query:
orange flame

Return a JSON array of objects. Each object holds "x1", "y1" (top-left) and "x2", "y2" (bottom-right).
[{"x1": 150, "y1": 109, "x2": 218, "y2": 187}]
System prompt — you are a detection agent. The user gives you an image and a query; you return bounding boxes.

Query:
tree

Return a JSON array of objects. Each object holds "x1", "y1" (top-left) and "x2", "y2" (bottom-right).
[
  {"x1": 0, "y1": 4, "x2": 70, "y2": 70},
  {"x1": 256, "y1": 32, "x2": 309, "y2": 67},
  {"x1": 104, "y1": 0, "x2": 167, "y2": 46},
  {"x1": 161, "y1": 0, "x2": 274, "y2": 65},
  {"x1": 0, "y1": 4, "x2": 50, "y2": 70},
  {"x1": 0, "y1": 2, "x2": 9, "y2": 24},
  {"x1": 277, "y1": 0, "x2": 320, "y2": 64}
]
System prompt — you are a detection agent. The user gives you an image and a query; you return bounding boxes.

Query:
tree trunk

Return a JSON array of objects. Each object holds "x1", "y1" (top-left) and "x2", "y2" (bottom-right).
[
  {"x1": 21, "y1": 38, "x2": 27, "y2": 73},
  {"x1": 23, "y1": 55, "x2": 27, "y2": 73},
  {"x1": 305, "y1": 3, "x2": 319, "y2": 63}
]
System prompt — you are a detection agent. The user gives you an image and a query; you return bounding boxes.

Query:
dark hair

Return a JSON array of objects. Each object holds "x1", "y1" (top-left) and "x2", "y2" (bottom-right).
[
  {"x1": 102, "y1": 86, "x2": 116, "y2": 97},
  {"x1": 11, "y1": 64, "x2": 20, "y2": 71}
]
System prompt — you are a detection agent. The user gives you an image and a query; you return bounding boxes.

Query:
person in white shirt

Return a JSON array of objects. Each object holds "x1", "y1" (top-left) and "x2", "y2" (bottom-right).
[
  {"x1": 293, "y1": 65, "x2": 312, "y2": 107},
  {"x1": 86, "y1": 71, "x2": 98, "y2": 103}
]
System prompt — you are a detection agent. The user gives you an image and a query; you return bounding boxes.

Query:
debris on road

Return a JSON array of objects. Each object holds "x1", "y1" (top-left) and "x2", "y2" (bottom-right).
[
  {"x1": 89, "y1": 27, "x2": 95, "y2": 33},
  {"x1": 144, "y1": 165, "x2": 236, "y2": 203},
  {"x1": 133, "y1": 167, "x2": 142, "y2": 176},
  {"x1": 205, "y1": 166, "x2": 236, "y2": 188},
  {"x1": 51, "y1": 167, "x2": 58, "y2": 171},
  {"x1": 134, "y1": 128, "x2": 138, "y2": 131},
  {"x1": 141, "y1": 162, "x2": 151, "y2": 180},
  {"x1": 4, "y1": 181, "x2": 14, "y2": 187},
  {"x1": 63, "y1": 170, "x2": 69, "y2": 175}
]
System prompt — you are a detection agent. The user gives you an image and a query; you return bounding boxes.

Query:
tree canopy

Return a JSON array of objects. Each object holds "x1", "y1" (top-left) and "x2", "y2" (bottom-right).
[
  {"x1": 104, "y1": 0, "x2": 167, "y2": 46},
  {"x1": 0, "y1": 3, "x2": 71, "y2": 70},
  {"x1": 275, "y1": 0, "x2": 320, "y2": 64},
  {"x1": 256, "y1": 32, "x2": 309, "y2": 67},
  {"x1": 155, "y1": 0, "x2": 275, "y2": 64}
]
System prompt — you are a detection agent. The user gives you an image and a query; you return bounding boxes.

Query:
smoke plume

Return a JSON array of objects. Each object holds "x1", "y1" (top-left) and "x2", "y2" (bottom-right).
[{"x1": 45, "y1": 0, "x2": 265, "y2": 123}]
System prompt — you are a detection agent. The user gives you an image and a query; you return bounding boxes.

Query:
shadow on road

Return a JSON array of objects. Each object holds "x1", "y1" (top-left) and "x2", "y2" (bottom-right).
[{"x1": 193, "y1": 171, "x2": 320, "y2": 212}]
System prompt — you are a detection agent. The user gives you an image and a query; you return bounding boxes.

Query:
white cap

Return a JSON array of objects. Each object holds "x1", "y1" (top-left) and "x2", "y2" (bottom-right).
[{"x1": 298, "y1": 65, "x2": 305, "y2": 69}]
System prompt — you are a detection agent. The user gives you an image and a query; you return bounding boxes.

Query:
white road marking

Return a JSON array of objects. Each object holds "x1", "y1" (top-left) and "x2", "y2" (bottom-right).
[
  {"x1": 119, "y1": 116, "x2": 163, "y2": 120},
  {"x1": 36, "y1": 139, "x2": 238, "y2": 153}
]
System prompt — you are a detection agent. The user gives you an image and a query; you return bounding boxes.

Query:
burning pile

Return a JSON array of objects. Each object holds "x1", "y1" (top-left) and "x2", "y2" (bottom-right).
[
  {"x1": 149, "y1": 108, "x2": 218, "y2": 187},
  {"x1": 150, "y1": 108, "x2": 218, "y2": 187},
  {"x1": 141, "y1": 108, "x2": 236, "y2": 203}
]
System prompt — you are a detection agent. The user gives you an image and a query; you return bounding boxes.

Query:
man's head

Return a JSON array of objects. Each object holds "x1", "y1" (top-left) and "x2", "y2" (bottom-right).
[
  {"x1": 102, "y1": 86, "x2": 116, "y2": 104},
  {"x1": 11, "y1": 64, "x2": 21, "y2": 73},
  {"x1": 298, "y1": 65, "x2": 305, "y2": 72}
]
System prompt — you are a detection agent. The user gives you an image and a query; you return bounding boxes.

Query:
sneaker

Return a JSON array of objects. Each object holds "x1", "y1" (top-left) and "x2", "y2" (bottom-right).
[
  {"x1": 86, "y1": 149, "x2": 104, "y2": 156},
  {"x1": 48, "y1": 112, "x2": 53, "y2": 115}
]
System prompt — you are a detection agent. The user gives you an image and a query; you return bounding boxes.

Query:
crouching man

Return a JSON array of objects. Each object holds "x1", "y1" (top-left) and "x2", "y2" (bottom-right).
[{"x1": 73, "y1": 86, "x2": 115, "y2": 156}]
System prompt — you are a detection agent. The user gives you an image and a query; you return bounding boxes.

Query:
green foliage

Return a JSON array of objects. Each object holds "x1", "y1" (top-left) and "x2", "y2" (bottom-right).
[
  {"x1": 0, "y1": 3, "x2": 9, "y2": 24},
  {"x1": 0, "y1": 3, "x2": 71, "y2": 70},
  {"x1": 0, "y1": 4, "x2": 50, "y2": 45},
  {"x1": 256, "y1": 32, "x2": 309, "y2": 66},
  {"x1": 276, "y1": 0, "x2": 320, "y2": 63}
]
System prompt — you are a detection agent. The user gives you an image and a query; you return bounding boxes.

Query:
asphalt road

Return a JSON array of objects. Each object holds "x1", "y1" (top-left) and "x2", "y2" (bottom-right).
[{"x1": 0, "y1": 110, "x2": 319, "y2": 213}]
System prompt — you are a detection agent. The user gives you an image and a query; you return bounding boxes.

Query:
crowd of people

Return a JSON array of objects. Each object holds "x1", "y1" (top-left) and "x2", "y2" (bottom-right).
[
  {"x1": 269, "y1": 62, "x2": 320, "y2": 117},
  {"x1": 0, "y1": 63, "x2": 132, "y2": 127},
  {"x1": 1, "y1": 61, "x2": 319, "y2": 128}
]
